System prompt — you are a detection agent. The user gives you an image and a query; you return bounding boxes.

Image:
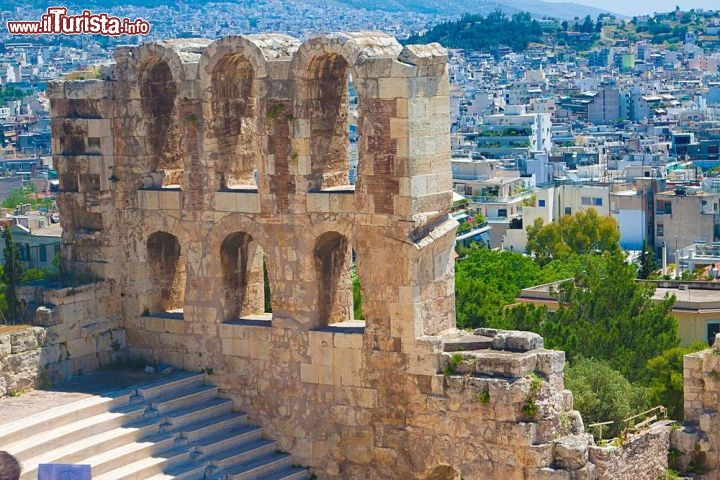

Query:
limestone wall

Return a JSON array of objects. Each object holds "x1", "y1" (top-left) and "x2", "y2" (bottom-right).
[
  {"x1": 46, "y1": 32, "x2": 677, "y2": 478},
  {"x1": 590, "y1": 426, "x2": 670, "y2": 480},
  {"x1": 673, "y1": 336, "x2": 720, "y2": 477},
  {"x1": 0, "y1": 281, "x2": 126, "y2": 397}
]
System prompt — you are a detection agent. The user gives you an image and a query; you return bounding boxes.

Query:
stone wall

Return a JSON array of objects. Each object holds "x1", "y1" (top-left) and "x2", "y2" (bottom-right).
[
  {"x1": 0, "y1": 281, "x2": 126, "y2": 397},
  {"x1": 673, "y1": 334, "x2": 720, "y2": 477},
  {"x1": 590, "y1": 425, "x2": 670, "y2": 480},
  {"x1": 46, "y1": 32, "x2": 678, "y2": 478}
]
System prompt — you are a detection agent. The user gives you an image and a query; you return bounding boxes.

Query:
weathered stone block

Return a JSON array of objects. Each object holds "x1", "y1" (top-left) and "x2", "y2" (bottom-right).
[
  {"x1": 493, "y1": 331, "x2": 544, "y2": 352},
  {"x1": 553, "y1": 435, "x2": 590, "y2": 471},
  {"x1": 475, "y1": 351, "x2": 538, "y2": 377}
]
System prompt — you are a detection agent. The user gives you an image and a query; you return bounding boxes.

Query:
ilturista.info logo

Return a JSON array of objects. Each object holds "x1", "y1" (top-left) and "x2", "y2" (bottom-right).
[{"x1": 7, "y1": 7, "x2": 151, "y2": 35}]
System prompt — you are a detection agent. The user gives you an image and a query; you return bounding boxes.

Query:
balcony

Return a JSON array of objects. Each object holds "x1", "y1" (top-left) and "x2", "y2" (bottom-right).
[{"x1": 469, "y1": 191, "x2": 534, "y2": 204}]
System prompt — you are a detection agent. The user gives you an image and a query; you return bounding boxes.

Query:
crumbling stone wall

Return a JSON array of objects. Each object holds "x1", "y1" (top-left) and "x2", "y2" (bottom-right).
[
  {"x1": 48, "y1": 33, "x2": 669, "y2": 478},
  {"x1": 672, "y1": 334, "x2": 720, "y2": 477},
  {"x1": 590, "y1": 426, "x2": 670, "y2": 480},
  {"x1": 1, "y1": 282, "x2": 125, "y2": 396}
]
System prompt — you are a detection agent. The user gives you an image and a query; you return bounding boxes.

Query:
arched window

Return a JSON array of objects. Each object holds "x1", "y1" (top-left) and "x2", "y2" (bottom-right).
[
  {"x1": 305, "y1": 54, "x2": 354, "y2": 192},
  {"x1": 140, "y1": 58, "x2": 181, "y2": 188},
  {"x1": 211, "y1": 53, "x2": 258, "y2": 190},
  {"x1": 146, "y1": 231, "x2": 185, "y2": 312},
  {"x1": 221, "y1": 232, "x2": 270, "y2": 319},
  {"x1": 314, "y1": 231, "x2": 359, "y2": 325}
]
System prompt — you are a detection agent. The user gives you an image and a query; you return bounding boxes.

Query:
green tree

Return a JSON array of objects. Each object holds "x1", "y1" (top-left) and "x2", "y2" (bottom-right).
[
  {"x1": 455, "y1": 248, "x2": 542, "y2": 328},
  {"x1": 2, "y1": 227, "x2": 24, "y2": 323},
  {"x1": 548, "y1": 252, "x2": 678, "y2": 380},
  {"x1": 526, "y1": 209, "x2": 620, "y2": 264},
  {"x1": 565, "y1": 357, "x2": 648, "y2": 438},
  {"x1": 643, "y1": 343, "x2": 706, "y2": 419},
  {"x1": 637, "y1": 242, "x2": 659, "y2": 279},
  {"x1": 502, "y1": 251, "x2": 678, "y2": 381},
  {"x1": 2, "y1": 187, "x2": 33, "y2": 209},
  {"x1": 455, "y1": 247, "x2": 581, "y2": 329}
]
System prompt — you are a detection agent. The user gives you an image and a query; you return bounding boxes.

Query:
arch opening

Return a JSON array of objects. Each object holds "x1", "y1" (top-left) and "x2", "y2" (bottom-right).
[
  {"x1": 140, "y1": 57, "x2": 182, "y2": 189},
  {"x1": 211, "y1": 53, "x2": 259, "y2": 191},
  {"x1": 221, "y1": 232, "x2": 271, "y2": 319},
  {"x1": 146, "y1": 231, "x2": 185, "y2": 313},
  {"x1": 305, "y1": 54, "x2": 355, "y2": 192},
  {"x1": 314, "y1": 231, "x2": 363, "y2": 325}
]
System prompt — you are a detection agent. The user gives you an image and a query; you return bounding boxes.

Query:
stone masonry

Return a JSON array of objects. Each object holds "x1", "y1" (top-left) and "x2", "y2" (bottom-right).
[{"x1": 44, "y1": 32, "x2": 673, "y2": 478}]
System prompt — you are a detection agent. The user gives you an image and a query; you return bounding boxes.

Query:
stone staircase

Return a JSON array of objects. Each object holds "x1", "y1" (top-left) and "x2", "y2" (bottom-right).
[{"x1": 0, "y1": 371, "x2": 309, "y2": 480}]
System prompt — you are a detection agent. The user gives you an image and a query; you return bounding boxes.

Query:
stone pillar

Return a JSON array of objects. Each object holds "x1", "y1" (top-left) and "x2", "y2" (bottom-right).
[{"x1": 48, "y1": 78, "x2": 116, "y2": 280}]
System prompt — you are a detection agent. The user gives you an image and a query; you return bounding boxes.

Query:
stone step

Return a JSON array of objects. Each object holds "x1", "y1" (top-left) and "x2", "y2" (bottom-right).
[
  {"x1": 79, "y1": 431, "x2": 178, "y2": 477},
  {"x1": 254, "y1": 465, "x2": 311, "y2": 480},
  {"x1": 143, "y1": 461, "x2": 207, "y2": 480},
  {"x1": 3, "y1": 369, "x2": 309, "y2": 480},
  {"x1": 19, "y1": 421, "x2": 171, "y2": 480},
  {"x1": 163, "y1": 397, "x2": 235, "y2": 430},
  {"x1": 146, "y1": 384, "x2": 220, "y2": 416},
  {"x1": 193, "y1": 425, "x2": 265, "y2": 457},
  {"x1": 7, "y1": 402, "x2": 146, "y2": 462},
  {"x1": 91, "y1": 445, "x2": 191, "y2": 480},
  {"x1": 0, "y1": 389, "x2": 134, "y2": 446},
  {"x1": 175, "y1": 411, "x2": 248, "y2": 441},
  {"x1": 208, "y1": 439, "x2": 279, "y2": 469},
  {"x1": 135, "y1": 372, "x2": 205, "y2": 401},
  {"x1": 224, "y1": 452, "x2": 295, "y2": 480}
]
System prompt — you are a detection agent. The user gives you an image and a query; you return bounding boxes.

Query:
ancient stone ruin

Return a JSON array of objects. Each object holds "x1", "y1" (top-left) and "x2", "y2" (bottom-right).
[{"x1": 18, "y1": 32, "x2": 689, "y2": 478}]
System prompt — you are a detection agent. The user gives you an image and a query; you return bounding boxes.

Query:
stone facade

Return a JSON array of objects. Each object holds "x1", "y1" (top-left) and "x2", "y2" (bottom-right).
[
  {"x1": 674, "y1": 333, "x2": 720, "y2": 477},
  {"x1": 0, "y1": 282, "x2": 124, "y2": 395},
  {"x1": 589, "y1": 426, "x2": 670, "y2": 480},
  {"x1": 43, "y1": 32, "x2": 675, "y2": 479}
]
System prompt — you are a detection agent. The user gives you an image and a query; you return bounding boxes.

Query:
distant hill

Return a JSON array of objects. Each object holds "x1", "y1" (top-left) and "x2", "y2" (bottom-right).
[
  {"x1": 407, "y1": 8, "x2": 720, "y2": 53},
  {"x1": 333, "y1": 0, "x2": 618, "y2": 20},
  {"x1": 406, "y1": 11, "x2": 545, "y2": 52}
]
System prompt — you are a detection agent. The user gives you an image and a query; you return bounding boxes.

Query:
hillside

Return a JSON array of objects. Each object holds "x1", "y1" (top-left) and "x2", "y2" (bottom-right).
[
  {"x1": 333, "y1": 0, "x2": 614, "y2": 20},
  {"x1": 408, "y1": 8, "x2": 720, "y2": 53}
]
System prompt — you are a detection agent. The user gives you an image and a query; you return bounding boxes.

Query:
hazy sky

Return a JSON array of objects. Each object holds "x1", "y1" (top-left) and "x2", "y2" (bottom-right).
[{"x1": 547, "y1": 0, "x2": 718, "y2": 17}]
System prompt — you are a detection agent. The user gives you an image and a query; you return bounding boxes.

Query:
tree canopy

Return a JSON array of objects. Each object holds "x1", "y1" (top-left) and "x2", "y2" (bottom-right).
[
  {"x1": 526, "y1": 209, "x2": 620, "y2": 264},
  {"x1": 406, "y1": 11, "x2": 544, "y2": 53}
]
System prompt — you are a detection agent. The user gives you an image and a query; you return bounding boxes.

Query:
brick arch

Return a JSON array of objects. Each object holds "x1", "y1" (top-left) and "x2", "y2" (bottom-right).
[
  {"x1": 291, "y1": 33, "x2": 402, "y2": 195},
  {"x1": 132, "y1": 46, "x2": 183, "y2": 188},
  {"x1": 146, "y1": 230, "x2": 185, "y2": 312},
  {"x1": 199, "y1": 37, "x2": 268, "y2": 191},
  {"x1": 206, "y1": 214, "x2": 275, "y2": 319},
  {"x1": 197, "y1": 35, "x2": 300, "y2": 194},
  {"x1": 310, "y1": 221, "x2": 365, "y2": 326}
]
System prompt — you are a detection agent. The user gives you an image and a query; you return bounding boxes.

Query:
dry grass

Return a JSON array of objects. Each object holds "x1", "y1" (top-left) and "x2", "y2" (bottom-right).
[{"x1": 0, "y1": 324, "x2": 32, "y2": 334}]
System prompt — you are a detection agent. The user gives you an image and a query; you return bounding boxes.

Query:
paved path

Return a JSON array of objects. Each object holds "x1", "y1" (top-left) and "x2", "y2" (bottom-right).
[{"x1": 0, "y1": 368, "x2": 164, "y2": 425}]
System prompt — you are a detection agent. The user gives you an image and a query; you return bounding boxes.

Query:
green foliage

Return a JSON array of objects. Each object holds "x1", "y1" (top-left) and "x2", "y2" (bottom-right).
[
  {"x1": 521, "y1": 400, "x2": 538, "y2": 418},
  {"x1": 565, "y1": 357, "x2": 648, "y2": 438},
  {"x1": 406, "y1": 11, "x2": 544, "y2": 53},
  {"x1": 501, "y1": 251, "x2": 678, "y2": 382},
  {"x1": 0, "y1": 84, "x2": 32, "y2": 104},
  {"x1": 1, "y1": 186, "x2": 53, "y2": 210},
  {"x1": 455, "y1": 247, "x2": 586, "y2": 329},
  {"x1": 643, "y1": 342, "x2": 706, "y2": 419},
  {"x1": 22, "y1": 268, "x2": 44, "y2": 282},
  {"x1": 352, "y1": 271, "x2": 364, "y2": 320},
  {"x1": 637, "y1": 242, "x2": 659, "y2": 279},
  {"x1": 263, "y1": 257, "x2": 272, "y2": 313},
  {"x1": 455, "y1": 248, "x2": 542, "y2": 328},
  {"x1": 526, "y1": 209, "x2": 620, "y2": 265},
  {"x1": 2, "y1": 227, "x2": 23, "y2": 324},
  {"x1": 477, "y1": 391, "x2": 490, "y2": 403},
  {"x1": 551, "y1": 252, "x2": 677, "y2": 380}
]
